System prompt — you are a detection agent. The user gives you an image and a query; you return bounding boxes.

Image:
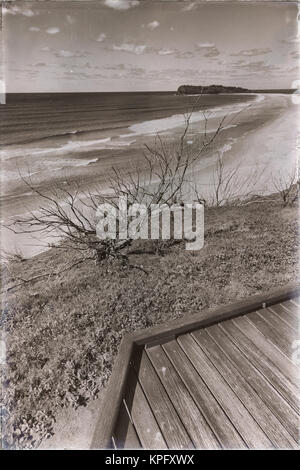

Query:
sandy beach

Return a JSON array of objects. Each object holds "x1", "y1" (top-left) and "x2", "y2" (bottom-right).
[{"x1": 1, "y1": 92, "x2": 298, "y2": 258}]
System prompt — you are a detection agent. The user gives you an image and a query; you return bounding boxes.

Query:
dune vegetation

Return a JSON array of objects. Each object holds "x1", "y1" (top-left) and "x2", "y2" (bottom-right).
[{"x1": 1, "y1": 188, "x2": 298, "y2": 448}]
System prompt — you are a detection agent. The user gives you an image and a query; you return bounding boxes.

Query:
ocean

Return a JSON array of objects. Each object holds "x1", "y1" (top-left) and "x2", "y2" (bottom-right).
[
  {"x1": 1, "y1": 92, "x2": 255, "y2": 192},
  {"x1": 1, "y1": 91, "x2": 298, "y2": 256}
]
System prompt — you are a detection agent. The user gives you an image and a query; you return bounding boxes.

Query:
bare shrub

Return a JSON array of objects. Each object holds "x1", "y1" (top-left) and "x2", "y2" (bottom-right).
[
  {"x1": 193, "y1": 151, "x2": 264, "y2": 208},
  {"x1": 271, "y1": 168, "x2": 299, "y2": 206},
  {"x1": 4, "y1": 109, "x2": 225, "y2": 288}
]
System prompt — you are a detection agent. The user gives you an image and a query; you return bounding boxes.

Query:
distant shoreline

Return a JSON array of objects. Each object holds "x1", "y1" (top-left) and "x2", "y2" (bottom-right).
[{"x1": 177, "y1": 84, "x2": 296, "y2": 95}]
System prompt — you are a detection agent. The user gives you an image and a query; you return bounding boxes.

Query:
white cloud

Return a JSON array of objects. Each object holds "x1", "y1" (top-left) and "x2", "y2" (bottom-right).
[
  {"x1": 158, "y1": 49, "x2": 175, "y2": 56},
  {"x1": 285, "y1": 36, "x2": 300, "y2": 44},
  {"x1": 182, "y1": 2, "x2": 196, "y2": 12},
  {"x1": 20, "y1": 9, "x2": 34, "y2": 18},
  {"x1": 66, "y1": 15, "x2": 76, "y2": 24},
  {"x1": 147, "y1": 20, "x2": 160, "y2": 30},
  {"x1": 231, "y1": 48, "x2": 272, "y2": 57},
  {"x1": 197, "y1": 42, "x2": 215, "y2": 48},
  {"x1": 21, "y1": 9, "x2": 35, "y2": 17},
  {"x1": 195, "y1": 43, "x2": 219, "y2": 58},
  {"x1": 3, "y1": 6, "x2": 37, "y2": 17},
  {"x1": 104, "y1": 0, "x2": 139, "y2": 10},
  {"x1": 96, "y1": 33, "x2": 107, "y2": 42},
  {"x1": 113, "y1": 43, "x2": 146, "y2": 54},
  {"x1": 56, "y1": 50, "x2": 77, "y2": 58},
  {"x1": 2, "y1": 7, "x2": 13, "y2": 16},
  {"x1": 46, "y1": 27, "x2": 60, "y2": 35},
  {"x1": 41, "y1": 47, "x2": 50, "y2": 52},
  {"x1": 55, "y1": 50, "x2": 87, "y2": 58},
  {"x1": 29, "y1": 27, "x2": 40, "y2": 32}
]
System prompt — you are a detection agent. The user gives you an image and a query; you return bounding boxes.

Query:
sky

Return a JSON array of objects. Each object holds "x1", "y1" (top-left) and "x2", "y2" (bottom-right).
[{"x1": 2, "y1": 0, "x2": 300, "y2": 92}]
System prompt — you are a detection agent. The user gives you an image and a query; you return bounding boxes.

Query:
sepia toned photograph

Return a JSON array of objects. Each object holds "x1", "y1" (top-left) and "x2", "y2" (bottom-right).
[{"x1": 0, "y1": 0, "x2": 299, "y2": 452}]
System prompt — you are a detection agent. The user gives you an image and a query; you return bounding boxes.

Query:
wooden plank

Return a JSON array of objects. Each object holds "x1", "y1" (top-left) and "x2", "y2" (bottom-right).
[
  {"x1": 192, "y1": 329, "x2": 299, "y2": 449},
  {"x1": 234, "y1": 315, "x2": 300, "y2": 385},
  {"x1": 132, "y1": 284, "x2": 300, "y2": 347},
  {"x1": 268, "y1": 304, "x2": 299, "y2": 331},
  {"x1": 282, "y1": 300, "x2": 300, "y2": 317},
  {"x1": 257, "y1": 307, "x2": 298, "y2": 336},
  {"x1": 113, "y1": 400, "x2": 141, "y2": 449},
  {"x1": 290, "y1": 298, "x2": 300, "y2": 309},
  {"x1": 177, "y1": 334, "x2": 273, "y2": 449},
  {"x1": 247, "y1": 310, "x2": 296, "y2": 360},
  {"x1": 147, "y1": 345, "x2": 219, "y2": 449},
  {"x1": 90, "y1": 287, "x2": 300, "y2": 450},
  {"x1": 122, "y1": 365, "x2": 167, "y2": 449},
  {"x1": 276, "y1": 302, "x2": 299, "y2": 323},
  {"x1": 91, "y1": 336, "x2": 135, "y2": 449},
  {"x1": 163, "y1": 340, "x2": 247, "y2": 449},
  {"x1": 221, "y1": 318, "x2": 300, "y2": 412},
  {"x1": 131, "y1": 350, "x2": 194, "y2": 449},
  {"x1": 206, "y1": 324, "x2": 300, "y2": 443}
]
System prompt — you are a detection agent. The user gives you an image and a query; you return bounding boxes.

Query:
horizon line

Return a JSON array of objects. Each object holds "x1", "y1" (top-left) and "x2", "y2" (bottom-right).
[{"x1": 4, "y1": 88, "x2": 297, "y2": 94}]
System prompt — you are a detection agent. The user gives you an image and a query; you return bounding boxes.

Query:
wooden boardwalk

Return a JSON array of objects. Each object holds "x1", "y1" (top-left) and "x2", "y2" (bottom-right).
[{"x1": 92, "y1": 287, "x2": 300, "y2": 450}]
